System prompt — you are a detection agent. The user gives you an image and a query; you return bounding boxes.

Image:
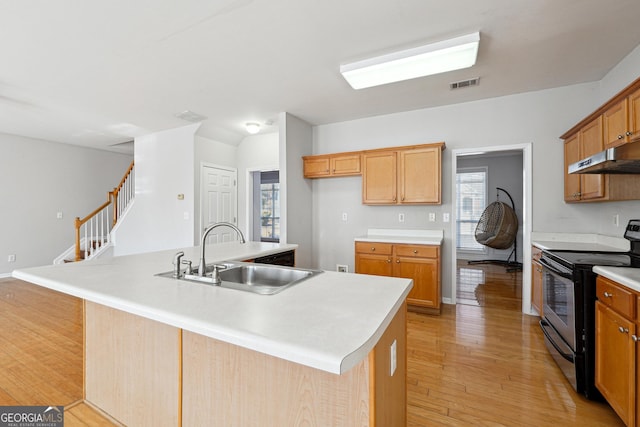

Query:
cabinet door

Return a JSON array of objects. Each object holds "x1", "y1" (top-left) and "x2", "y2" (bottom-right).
[
  {"x1": 399, "y1": 147, "x2": 441, "y2": 204},
  {"x1": 579, "y1": 117, "x2": 606, "y2": 200},
  {"x1": 603, "y1": 99, "x2": 629, "y2": 148},
  {"x1": 331, "y1": 154, "x2": 361, "y2": 176},
  {"x1": 564, "y1": 134, "x2": 581, "y2": 202},
  {"x1": 303, "y1": 156, "x2": 330, "y2": 178},
  {"x1": 595, "y1": 301, "x2": 636, "y2": 427},
  {"x1": 531, "y1": 261, "x2": 543, "y2": 316},
  {"x1": 355, "y1": 253, "x2": 393, "y2": 276},
  {"x1": 393, "y1": 257, "x2": 439, "y2": 309},
  {"x1": 362, "y1": 151, "x2": 397, "y2": 204},
  {"x1": 629, "y1": 88, "x2": 640, "y2": 142}
]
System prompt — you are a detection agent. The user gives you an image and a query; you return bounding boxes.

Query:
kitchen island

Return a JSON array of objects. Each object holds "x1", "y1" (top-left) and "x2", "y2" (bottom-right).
[{"x1": 13, "y1": 241, "x2": 411, "y2": 426}]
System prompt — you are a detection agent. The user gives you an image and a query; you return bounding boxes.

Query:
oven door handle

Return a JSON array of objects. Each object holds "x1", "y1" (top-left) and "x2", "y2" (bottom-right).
[
  {"x1": 540, "y1": 319, "x2": 574, "y2": 363},
  {"x1": 539, "y1": 258, "x2": 572, "y2": 279}
]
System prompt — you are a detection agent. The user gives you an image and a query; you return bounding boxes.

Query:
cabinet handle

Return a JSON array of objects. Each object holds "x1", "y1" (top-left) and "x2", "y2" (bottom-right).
[
  {"x1": 618, "y1": 134, "x2": 624, "y2": 140},
  {"x1": 371, "y1": 247, "x2": 375, "y2": 251},
  {"x1": 603, "y1": 291, "x2": 613, "y2": 298},
  {"x1": 401, "y1": 195, "x2": 405, "y2": 201},
  {"x1": 619, "y1": 326, "x2": 629, "y2": 334},
  {"x1": 387, "y1": 259, "x2": 391, "y2": 263},
  {"x1": 396, "y1": 260, "x2": 400, "y2": 263},
  {"x1": 626, "y1": 131, "x2": 633, "y2": 136},
  {"x1": 633, "y1": 335, "x2": 639, "y2": 342},
  {"x1": 536, "y1": 267, "x2": 543, "y2": 273},
  {"x1": 413, "y1": 250, "x2": 418, "y2": 254}
]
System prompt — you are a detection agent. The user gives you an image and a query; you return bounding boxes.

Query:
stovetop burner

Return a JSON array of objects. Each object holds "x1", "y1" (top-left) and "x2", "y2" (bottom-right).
[{"x1": 547, "y1": 251, "x2": 636, "y2": 267}]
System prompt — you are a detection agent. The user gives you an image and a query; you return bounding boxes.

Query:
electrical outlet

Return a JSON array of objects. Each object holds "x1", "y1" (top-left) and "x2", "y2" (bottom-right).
[
  {"x1": 56, "y1": 211, "x2": 63, "y2": 219},
  {"x1": 428, "y1": 212, "x2": 436, "y2": 222},
  {"x1": 342, "y1": 212, "x2": 348, "y2": 222},
  {"x1": 390, "y1": 339, "x2": 397, "y2": 376},
  {"x1": 7, "y1": 254, "x2": 16, "y2": 263},
  {"x1": 613, "y1": 214, "x2": 619, "y2": 227},
  {"x1": 337, "y1": 264, "x2": 348, "y2": 273},
  {"x1": 398, "y1": 213, "x2": 405, "y2": 223}
]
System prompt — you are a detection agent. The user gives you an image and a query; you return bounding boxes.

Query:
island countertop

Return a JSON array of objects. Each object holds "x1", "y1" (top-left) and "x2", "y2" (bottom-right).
[{"x1": 12, "y1": 241, "x2": 412, "y2": 375}]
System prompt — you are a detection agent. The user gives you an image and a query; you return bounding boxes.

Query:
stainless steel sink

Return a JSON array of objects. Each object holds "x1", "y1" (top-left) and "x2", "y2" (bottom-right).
[{"x1": 156, "y1": 262, "x2": 323, "y2": 295}]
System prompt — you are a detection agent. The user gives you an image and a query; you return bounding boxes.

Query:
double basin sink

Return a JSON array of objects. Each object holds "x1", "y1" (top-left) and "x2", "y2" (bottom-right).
[{"x1": 157, "y1": 262, "x2": 323, "y2": 295}]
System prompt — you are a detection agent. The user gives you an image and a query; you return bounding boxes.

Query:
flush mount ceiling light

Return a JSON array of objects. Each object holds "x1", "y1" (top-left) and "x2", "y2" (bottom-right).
[
  {"x1": 245, "y1": 122, "x2": 260, "y2": 134},
  {"x1": 175, "y1": 110, "x2": 208, "y2": 122},
  {"x1": 340, "y1": 32, "x2": 480, "y2": 90}
]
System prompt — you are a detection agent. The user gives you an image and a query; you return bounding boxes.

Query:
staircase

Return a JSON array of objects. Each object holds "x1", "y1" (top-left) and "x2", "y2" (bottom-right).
[{"x1": 56, "y1": 161, "x2": 135, "y2": 264}]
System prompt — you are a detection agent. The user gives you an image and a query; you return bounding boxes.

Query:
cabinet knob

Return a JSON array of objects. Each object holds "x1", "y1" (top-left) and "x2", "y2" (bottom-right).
[
  {"x1": 633, "y1": 335, "x2": 639, "y2": 342},
  {"x1": 619, "y1": 326, "x2": 629, "y2": 334},
  {"x1": 413, "y1": 250, "x2": 418, "y2": 254},
  {"x1": 618, "y1": 134, "x2": 624, "y2": 140},
  {"x1": 603, "y1": 291, "x2": 613, "y2": 298},
  {"x1": 387, "y1": 259, "x2": 391, "y2": 263},
  {"x1": 396, "y1": 260, "x2": 400, "y2": 263},
  {"x1": 371, "y1": 247, "x2": 375, "y2": 251},
  {"x1": 626, "y1": 131, "x2": 633, "y2": 136}
]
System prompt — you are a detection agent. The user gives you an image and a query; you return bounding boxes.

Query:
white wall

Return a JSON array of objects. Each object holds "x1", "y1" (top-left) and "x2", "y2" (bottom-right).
[
  {"x1": 0, "y1": 132, "x2": 132, "y2": 275},
  {"x1": 280, "y1": 113, "x2": 313, "y2": 268},
  {"x1": 113, "y1": 124, "x2": 198, "y2": 256},
  {"x1": 312, "y1": 78, "x2": 640, "y2": 301},
  {"x1": 236, "y1": 132, "x2": 279, "y2": 240}
]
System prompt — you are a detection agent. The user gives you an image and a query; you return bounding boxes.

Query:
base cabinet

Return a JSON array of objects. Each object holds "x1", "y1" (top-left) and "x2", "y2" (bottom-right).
[
  {"x1": 356, "y1": 242, "x2": 441, "y2": 313},
  {"x1": 595, "y1": 276, "x2": 639, "y2": 427}
]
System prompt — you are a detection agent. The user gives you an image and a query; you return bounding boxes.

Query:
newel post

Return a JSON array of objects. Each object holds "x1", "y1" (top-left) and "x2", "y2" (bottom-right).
[
  {"x1": 74, "y1": 217, "x2": 82, "y2": 261},
  {"x1": 111, "y1": 188, "x2": 118, "y2": 226}
]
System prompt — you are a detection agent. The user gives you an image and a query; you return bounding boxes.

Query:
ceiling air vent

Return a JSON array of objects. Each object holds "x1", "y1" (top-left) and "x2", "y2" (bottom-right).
[{"x1": 450, "y1": 77, "x2": 480, "y2": 90}]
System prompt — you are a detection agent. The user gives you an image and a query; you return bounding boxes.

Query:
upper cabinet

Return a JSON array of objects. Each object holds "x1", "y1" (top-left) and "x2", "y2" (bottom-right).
[
  {"x1": 303, "y1": 142, "x2": 445, "y2": 205},
  {"x1": 603, "y1": 87, "x2": 640, "y2": 148},
  {"x1": 363, "y1": 143, "x2": 444, "y2": 205},
  {"x1": 561, "y1": 76, "x2": 640, "y2": 203},
  {"x1": 303, "y1": 153, "x2": 361, "y2": 178}
]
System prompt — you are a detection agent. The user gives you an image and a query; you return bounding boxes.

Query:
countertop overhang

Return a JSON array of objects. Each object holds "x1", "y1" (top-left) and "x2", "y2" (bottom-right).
[
  {"x1": 355, "y1": 228, "x2": 444, "y2": 246},
  {"x1": 12, "y1": 241, "x2": 412, "y2": 375}
]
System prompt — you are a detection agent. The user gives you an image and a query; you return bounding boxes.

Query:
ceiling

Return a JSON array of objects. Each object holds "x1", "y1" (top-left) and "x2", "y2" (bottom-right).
[{"x1": 2, "y1": 0, "x2": 640, "y2": 153}]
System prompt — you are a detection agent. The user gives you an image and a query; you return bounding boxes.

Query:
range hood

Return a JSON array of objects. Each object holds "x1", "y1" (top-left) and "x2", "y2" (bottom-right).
[{"x1": 569, "y1": 141, "x2": 640, "y2": 174}]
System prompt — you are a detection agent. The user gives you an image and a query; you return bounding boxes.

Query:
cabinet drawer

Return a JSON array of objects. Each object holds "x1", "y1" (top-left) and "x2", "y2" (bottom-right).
[
  {"x1": 355, "y1": 242, "x2": 393, "y2": 255},
  {"x1": 394, "y1": 245, "x2": 438, "y2": 258},
  {"x1": 596, "y1": 276, "x2": 636, "y2": 320},
  {"x1": 531, "y1": 245, "x2": 542, "y2": 262}
]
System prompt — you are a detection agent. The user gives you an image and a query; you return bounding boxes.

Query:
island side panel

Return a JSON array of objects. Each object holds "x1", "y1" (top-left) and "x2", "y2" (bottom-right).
[
  {"x1": 182, "y1": 332, "x2": 371, "y2": 426},
  {"x1": 84, "y1": 302, "x2": 181, "y2": 426},
  {"x1": 371, "y1": 301, "x2": 407, "y2": 426}
]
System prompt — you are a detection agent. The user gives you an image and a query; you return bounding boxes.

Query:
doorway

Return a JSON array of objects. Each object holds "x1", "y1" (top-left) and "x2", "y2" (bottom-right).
[
  {"x1": 200, "y1": 164, "x2": 238, "y2": 244},
  {"x1": 450, "y1": 144, "x2": 533, "y2": 314}
]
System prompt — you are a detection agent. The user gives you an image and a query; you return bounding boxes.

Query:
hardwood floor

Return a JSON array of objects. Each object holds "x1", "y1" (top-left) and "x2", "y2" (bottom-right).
[{"x1": 0, "y1": 272, "x2": 625, "y2": 426}]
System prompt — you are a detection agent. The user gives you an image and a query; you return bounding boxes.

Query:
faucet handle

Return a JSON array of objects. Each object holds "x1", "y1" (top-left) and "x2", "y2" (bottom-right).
[
  {"x1": 173, "y1": 251, "x2": 185, "y2": 278},
  {"x1": 181, "y1": 259, "x2": 193, "y2": 275}
]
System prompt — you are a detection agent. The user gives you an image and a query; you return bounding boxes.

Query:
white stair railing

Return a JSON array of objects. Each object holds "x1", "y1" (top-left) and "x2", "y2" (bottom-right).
[{"x1": 73, "y1": 161, "x2": 134, "y2": 262}]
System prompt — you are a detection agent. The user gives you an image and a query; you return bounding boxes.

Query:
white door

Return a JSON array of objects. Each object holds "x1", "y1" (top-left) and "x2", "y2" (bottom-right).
[{"x1": 201, "y1": 165, "x2": 237, "y2": 244}]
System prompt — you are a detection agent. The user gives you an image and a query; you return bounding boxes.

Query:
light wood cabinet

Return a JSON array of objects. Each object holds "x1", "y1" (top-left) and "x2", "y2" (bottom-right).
[
  {"x1": 562, "y1": 76, "x2": 640, "y2": 203},
  {"x1": 595, "y1": 275, "x2": 639, "y2": 427},
  {"x1": 531, "y1": 245, "x2": 543, "y2": 316},
  {"x1": 356, "y1": 241, "x2": 441, "y2": 313},
  {"x1": 363, "y1": 143, "x2": 443, "y2": 205},
  {"x1": 303, "y1": 152, "x2": 361, "y2": 178},
  {"x1": 603, "y1": 87, "x2": 640, "y2": 148}
]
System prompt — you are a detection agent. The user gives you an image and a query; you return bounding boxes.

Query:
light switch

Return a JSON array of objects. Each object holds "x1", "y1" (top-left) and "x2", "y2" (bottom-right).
[{"x1": 428, "y1": 212, "x2": 436, "y2": 222}]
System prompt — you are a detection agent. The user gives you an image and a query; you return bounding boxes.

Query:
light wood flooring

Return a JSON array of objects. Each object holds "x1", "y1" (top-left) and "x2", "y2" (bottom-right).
[{"x1": 0, "y1": 271, "x2": 625, "y2": 426}]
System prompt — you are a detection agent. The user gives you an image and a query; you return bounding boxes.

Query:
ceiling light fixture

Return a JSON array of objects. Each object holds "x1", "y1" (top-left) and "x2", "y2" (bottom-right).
[
  {"x1": 340, "y1": 32, "x2": 480, "y2": 90},
  {"x1": 175, "y1": 110, "x2": 208, "y2": 122},
  {"x1": 245, "y1": 122, "x2": 260, "y2": 134}
]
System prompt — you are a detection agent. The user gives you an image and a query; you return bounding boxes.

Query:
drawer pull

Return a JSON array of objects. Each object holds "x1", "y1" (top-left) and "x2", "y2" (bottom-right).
[
  {"x1": 371, "y1": 247, "x2": 375, "y2": 251},
  {"x1": 603, "y1": 291, "x2": 613, "y2": 298},
  {"x1": 413, "y1": 250, "x2": 418, "y2": 254},
  {"x1": 387, "y1": 259, "x2": 391, "y2": 263},
  {"x1": 633, "y1": 335, "x2": 639, "y2": 342},
  {"x1": 619, "y1": 326, "x2": 629, "y2": 334},
  {"x1": 396, "y1": 260, "x2": 400, "y2": 263}
]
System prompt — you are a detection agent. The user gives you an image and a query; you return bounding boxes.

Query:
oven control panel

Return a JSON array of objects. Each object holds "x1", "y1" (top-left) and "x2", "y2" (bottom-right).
[{"x1": 624, "y1": 219, "x2": 640, "y2": 241}]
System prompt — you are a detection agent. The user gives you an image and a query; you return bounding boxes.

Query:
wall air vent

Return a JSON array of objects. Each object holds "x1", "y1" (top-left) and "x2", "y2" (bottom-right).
[
  {"x1": 175, "y1": 110, "x2": 208, "y2": 122},
  {"x1": 449, "y1": 77, "x2": 480, "y2": 90}
]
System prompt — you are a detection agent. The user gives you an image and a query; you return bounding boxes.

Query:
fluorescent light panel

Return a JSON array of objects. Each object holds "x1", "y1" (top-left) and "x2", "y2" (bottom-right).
[{"x1": 340, "y1": 32, "x2": 480, "y2": 90}]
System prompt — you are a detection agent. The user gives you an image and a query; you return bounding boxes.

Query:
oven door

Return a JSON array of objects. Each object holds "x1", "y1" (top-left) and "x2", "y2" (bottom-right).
[{"x1": 540, "y1": 257, "x2": 576, "y2": 350}]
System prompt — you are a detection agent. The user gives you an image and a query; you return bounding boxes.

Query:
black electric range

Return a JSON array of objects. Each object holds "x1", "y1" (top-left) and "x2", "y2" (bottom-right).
[{"x1": 539, "y1": 220, "x2": 640, "y2": 400}]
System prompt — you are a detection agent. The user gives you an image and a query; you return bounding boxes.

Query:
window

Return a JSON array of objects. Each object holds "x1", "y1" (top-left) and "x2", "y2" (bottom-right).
[
  {"x1": 456, "y1": 168, "x2": 487, "y2": 251},
  {"x1": 260, "y1": 171, "x2": 280, "y2": 242}
]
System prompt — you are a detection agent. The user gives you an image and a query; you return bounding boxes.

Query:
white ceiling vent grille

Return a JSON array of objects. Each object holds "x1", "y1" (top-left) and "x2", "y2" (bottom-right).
[{"x1": 450, "y1": 77, "x2": 480, "y2": 90}]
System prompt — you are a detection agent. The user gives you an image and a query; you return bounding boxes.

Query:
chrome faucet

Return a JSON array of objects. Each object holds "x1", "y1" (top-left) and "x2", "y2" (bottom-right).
[{"x1": 198, "y1": 222, "x2": 246, "y2": 277}]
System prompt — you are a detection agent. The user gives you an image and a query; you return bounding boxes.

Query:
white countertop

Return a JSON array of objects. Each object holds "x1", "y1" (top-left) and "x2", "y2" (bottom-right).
[
  {"x1": 355, "y1": 228, "x2": 443, "y2": 246},
  {"x1": 12, "y1": 241, "x2": 411, "y2": 375},
  {"x1": 593, "y1": 266, "x2": 640, "y2": 293},
  {"x1": 531, "y1": 232, "x2": 629, "y2": 252}
]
